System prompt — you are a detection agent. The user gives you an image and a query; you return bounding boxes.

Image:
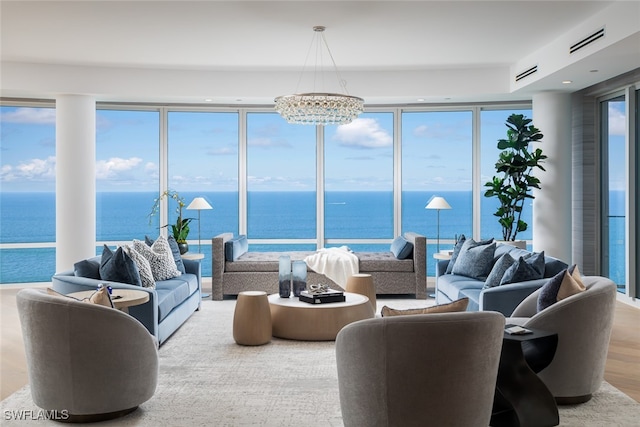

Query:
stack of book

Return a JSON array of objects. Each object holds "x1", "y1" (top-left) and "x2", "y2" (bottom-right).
[{"x1": 299, "y1": 289, "x2": 346, "y2": 304}]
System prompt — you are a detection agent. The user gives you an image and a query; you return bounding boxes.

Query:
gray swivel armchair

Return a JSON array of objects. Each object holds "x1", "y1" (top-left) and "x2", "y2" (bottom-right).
[
  {"x1": 336, "y1": 311, "x2": 505, "y2": 427},
  {"x1": 16, "y1": 289, "x2": 159, "y2": 422},
  {"x1": 507, "y1": 275, "x2": 617, "y2": 403}
]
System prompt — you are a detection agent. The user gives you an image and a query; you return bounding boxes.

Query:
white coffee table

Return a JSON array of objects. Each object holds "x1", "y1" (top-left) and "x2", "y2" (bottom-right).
[{"x1": 268, "y1": 292, "x2": 374, "y2": 341}]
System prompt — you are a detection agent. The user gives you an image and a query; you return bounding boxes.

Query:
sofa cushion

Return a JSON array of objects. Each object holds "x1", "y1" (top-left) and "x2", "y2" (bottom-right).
[
  {"x1": 437, "y1": 274, "x2": 483, "y2": 301},
  {"x1": 451, "y1": 239, "x2": 496, "y2": 280},
  {"x1": 381, "y1": 297, "x2": 468, "y2": 317},
  {"x1": 134, "y1": 237, "x2": 182, "y2": 281},
  {"x1": 459, "y1": 288, "x2": 481, "y2": 311},
  {"x1": 225, "y1": 235, "x2": 249, "y2": 261},
  {"x1": 74, "y1": 258, "x2": 101, "y2": 279},
  {"x1": 537, "y1": 265, "x2": 586, "y2": 312},
  {"x1": 155, "y1": 273, "x2": 200, "y2": 321},
  {"x1": 100, "y1": 245, "x2": 142, "y2": 287},
  {"x1": 390, "y1": 236, "x2": 413, "y2": 259},
  {"x1": 484, "y1": 253, "x2": 516, "y2": 289},
  {"x1": 500, "y1": 251, "x2": 545, "y2": 285},
  {"x1": 145, "y1": 235, "x2": 186, "y2": 274},
  {"x1": 445, "y1": 234, "x2": 466, "y2": 274}
]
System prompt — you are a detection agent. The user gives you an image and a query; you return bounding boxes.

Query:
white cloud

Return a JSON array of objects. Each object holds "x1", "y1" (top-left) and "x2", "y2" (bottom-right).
[
  {"x1": 248, "y1": 137, "x2": 290, "y2": 148},
  {"x1": 0, "y1": 108, "x2": 55, "y2": 125},
  {"x1": 95, "y1": 157, "x2": 143, "y2": 179},
  {"x1": 333, "y1": 118, "x2": 392, "y2": 149},
  {"x1": 608, "y1": 103, "x2": 625, "y2": 136},
  {"x1": 208, "y1": 146, "x2": 237, "y2": 155},
  {"x1": 0, "y1": 156, "x2": 56, "y2": 182}
]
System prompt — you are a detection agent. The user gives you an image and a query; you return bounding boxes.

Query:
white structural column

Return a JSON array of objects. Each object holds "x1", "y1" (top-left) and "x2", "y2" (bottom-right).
[
  {"x1": 532, "y1": 92, "x2": 572, "y2": 262},
  {"x1": 56, "y1": 95, "x2": 96, "y2": 271}
]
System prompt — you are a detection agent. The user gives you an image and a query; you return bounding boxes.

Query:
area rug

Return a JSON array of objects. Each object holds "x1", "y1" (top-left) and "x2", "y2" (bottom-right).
[{"x1": 2, "y1": 298, "x2": 638, "y2": 426}]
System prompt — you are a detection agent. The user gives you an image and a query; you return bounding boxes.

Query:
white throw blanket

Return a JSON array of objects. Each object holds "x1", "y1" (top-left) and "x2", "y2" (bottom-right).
[{"x1": 304, "y1": 246, "x2": 359, "y2": 288}]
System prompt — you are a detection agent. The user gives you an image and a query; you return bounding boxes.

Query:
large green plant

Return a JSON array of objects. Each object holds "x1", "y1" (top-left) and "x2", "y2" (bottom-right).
[
  {"x1": 148, "y1": 190, "x2": 193, "y2": 243},
  {"x1": 484, "y1": 114, "x2": 546, "y2": 241}
]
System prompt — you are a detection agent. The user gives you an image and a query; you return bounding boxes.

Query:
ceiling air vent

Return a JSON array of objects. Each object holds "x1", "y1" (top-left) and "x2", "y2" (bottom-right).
[
  {"x1": 570, "y1": 27, "x2": 605, "y2": 54},
  {"x1": 515, "y1": 65, "x2": 538, "y2": 82}
]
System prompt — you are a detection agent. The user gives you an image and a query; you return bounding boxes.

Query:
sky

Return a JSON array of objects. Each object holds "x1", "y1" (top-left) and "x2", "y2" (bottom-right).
[{"x1": 0, "y1": 102, "x2": 628, "y2": 193}]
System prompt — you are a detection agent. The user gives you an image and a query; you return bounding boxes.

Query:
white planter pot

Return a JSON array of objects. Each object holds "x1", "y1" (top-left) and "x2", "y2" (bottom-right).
[{"x1": 496, "y1": 240, "x2": 527, "y2": 249}]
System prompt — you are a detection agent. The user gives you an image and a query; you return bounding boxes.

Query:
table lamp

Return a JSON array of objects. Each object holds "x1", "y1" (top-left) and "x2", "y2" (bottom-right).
[
  {"x1": 425, "y1": 196, "x2": 452, "y2": 252},
  {"x1": 186, "y1": 197, "x2": 213, "y2": 253}
]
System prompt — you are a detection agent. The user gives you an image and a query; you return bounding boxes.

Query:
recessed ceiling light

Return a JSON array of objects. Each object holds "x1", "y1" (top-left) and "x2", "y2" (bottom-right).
[
  {"x1": 204, "y1": 98, "x2": 213, "y2": 102},
  {"x1": 417, "y1": 98, "x2": 425, "y2": 102},
  {"x1": 562, "y1": 80, "x2": 572, "y2": 84}
]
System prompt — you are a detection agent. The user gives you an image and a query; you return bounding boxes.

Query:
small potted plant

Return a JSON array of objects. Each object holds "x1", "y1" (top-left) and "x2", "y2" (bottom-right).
[
  {"x1": 148, "y1": 190, "x2": 194, "y2": 254},
  {"x1": 484, "y1": 114, "x2": 546, "y2": 245}
]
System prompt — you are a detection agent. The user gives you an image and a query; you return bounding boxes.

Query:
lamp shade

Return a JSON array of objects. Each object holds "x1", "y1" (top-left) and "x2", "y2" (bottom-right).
[
  {"x1": 186, "y1": 197, "x2": 213, "y2": 211},
  {"x1": 425, "y1": 196, "x2": 452, "y2": 210}
]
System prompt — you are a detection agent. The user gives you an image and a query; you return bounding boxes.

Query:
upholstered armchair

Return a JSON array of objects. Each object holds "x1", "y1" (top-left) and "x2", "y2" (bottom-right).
[
  {"x1": 16, "y1": 289, "x2": 159, "y2": 422},
  {"x1": 507, "y1": 276, "x2": 617, "y2": 403},
  {"x1": 335, "y1": 311, "x2": 505, "y2": 427}
]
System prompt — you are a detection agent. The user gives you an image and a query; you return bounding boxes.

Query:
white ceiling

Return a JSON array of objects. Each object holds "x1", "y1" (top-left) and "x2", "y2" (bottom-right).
[{"x1": 1, "y1": 0, "x2": 639, "y2": 105}]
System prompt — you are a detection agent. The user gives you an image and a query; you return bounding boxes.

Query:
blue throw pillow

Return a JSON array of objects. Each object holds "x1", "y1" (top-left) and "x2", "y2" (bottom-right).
[
  {"x1": 99, "y1": 244, "x2": 142, "y2": 287},
  {"x1": 451, "y1": 239, "x2": 497, "y2": 280},
  {"x1": 445, "y1": 234, "x2": 466, "y2": 274},
  {"x1": 500, "y1": 251, "x2": 546, "y2": 285},
  {"x1": 483, "y1": 253, "x2": 516, "y2": 289},
  {"x1": 225, "y1": 235, "x2": 248, "y2": 261},
  {"x1": 145, "y1": 235, "x2": 186, "y2": 274},
  {"x1": 390, "y1": 236, "x2": 413, "y2": 259},
  {"x1": 74, "y1": 258, "x2": 101, "y2": 279}
]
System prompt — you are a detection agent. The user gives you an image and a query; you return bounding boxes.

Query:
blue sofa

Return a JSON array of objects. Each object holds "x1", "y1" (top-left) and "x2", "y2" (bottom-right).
[
  {"x1": 435, "y1": 243, "x2": 568, "y2": 316},
  {"x1": 52, "y1": 256, "x2": 201, "y2": 345}
]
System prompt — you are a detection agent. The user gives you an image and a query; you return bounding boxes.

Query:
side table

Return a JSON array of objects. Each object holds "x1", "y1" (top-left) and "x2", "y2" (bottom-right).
[
  {"x1": 431, "y1": 252, "x2": 452, "y2": 298},
  {"x1": 181, "y1": 252, "x2": 208, "y2": 298},
  {"x1": 491, "y1": 327, "x2": 559, "y2": 427},
  {"x1": 68, "y1": 289, "x2": 149, "y2": 313}
]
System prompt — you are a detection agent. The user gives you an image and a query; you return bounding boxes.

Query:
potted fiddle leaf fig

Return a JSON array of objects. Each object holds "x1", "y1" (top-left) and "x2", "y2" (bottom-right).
[{"x1": 484, "y1": 113, "x2": 546, "y2": 243}]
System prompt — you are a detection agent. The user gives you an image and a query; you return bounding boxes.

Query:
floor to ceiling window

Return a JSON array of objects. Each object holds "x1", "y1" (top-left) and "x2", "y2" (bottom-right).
[
  {"x1": 95, "y1": 108, "x2": 160, "y2": 246},
  {"x1": 324, "y1": 112, "x2": 394, "y2": 251},
  {"x1": 167, "y1": 111, "x2": 239, "y2": 275},
  {"x1": 600, "y1": 95, "x2": 626, "y2": 292},
  {"x1": 246, "y1": 112, "x2": 316, "y2": 250},
  {"x1": 0, "y1": 105, "x2": 56, "y2": 283},
  {"x1": 401, "y1": 110, "x2": 473, "y2": 255}
]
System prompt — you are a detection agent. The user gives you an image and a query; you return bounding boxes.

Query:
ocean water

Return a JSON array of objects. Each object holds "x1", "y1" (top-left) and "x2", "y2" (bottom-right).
[{"x1": 0, "y1": 191, "x2": 626, "y2": 285}]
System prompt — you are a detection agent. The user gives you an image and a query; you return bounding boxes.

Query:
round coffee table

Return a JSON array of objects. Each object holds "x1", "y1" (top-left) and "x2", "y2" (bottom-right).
[{"x1": 268, "y1": 292, "x2": 374, "y2": 341}]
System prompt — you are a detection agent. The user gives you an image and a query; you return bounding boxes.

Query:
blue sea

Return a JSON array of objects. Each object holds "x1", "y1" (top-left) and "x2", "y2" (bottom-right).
[{"x1": 0, "y1": 191, "x2": 626, "y2": 285}]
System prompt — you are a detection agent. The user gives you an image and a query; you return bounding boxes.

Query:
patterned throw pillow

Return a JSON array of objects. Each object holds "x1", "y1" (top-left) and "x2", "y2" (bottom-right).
[
  {"x1": 537, "y1": 264, "x2": 586, "y2": 312},
  {"x1": 381, "y1": 297, "x2": 469, "y2": 317},
  {"x1": 445, "y1": 234, "x2": 466, "y2": 274},
  {"x1": 99, "y1": 245, "x2": 142, "y2": 287},
  {"x1": 145, "y1": 235, "x2": 186, "y2": 274},
  {"x1": 483, "y1": 253, "x2": 516, "y2": 289},
  {"x1": 499, "y1": 251, "x2": 546, "y2": 285},
  {"x1": 451, "y1": 239, "x2": 497, "y2": 280},
  {"x1": 133, "y1": 236, "x2": 182, "y2": 281},
  {"x1": 124, "y1": 245, "x2": 156, "y2": 288}
]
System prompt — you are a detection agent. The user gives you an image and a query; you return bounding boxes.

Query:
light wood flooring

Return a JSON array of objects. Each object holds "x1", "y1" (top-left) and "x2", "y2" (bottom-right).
[{"x1": 2, "y1": 281, "x2": 639, "y2": 403}]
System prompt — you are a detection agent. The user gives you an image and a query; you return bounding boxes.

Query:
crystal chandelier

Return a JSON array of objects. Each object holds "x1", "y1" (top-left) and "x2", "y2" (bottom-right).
[{"x1": 275, "y1": 26, "x2": 364, "y2": 126}]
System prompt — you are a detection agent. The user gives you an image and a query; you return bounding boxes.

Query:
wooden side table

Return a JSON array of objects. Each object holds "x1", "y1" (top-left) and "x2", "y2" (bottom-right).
[
  {"x1": 68, "y1": 289, "x2": 149, "y2": 313},
  {"x1": 346, "y1": 273, "x2": 376, "y2": 312},
  {"x1": 233, "y1": 291, "x2": 272, "y2": 346}
]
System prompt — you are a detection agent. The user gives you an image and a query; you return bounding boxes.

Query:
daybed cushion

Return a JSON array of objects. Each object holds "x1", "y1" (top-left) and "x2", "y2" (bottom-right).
[
  {"x1": 390, "y1": 236, "x2": 413, "y2": 259},
  {"x1": 225, "y1": 235, "x2": 249, "y2": 261}
]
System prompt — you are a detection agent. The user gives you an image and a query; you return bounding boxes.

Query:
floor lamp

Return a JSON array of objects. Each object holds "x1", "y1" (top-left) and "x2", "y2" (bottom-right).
[
  {"x1": 186, "y1": 197, "x2": 213, "y2": 253},
  {"x1": 425, "y1": 196, "x2": 452, "y2": 252}
]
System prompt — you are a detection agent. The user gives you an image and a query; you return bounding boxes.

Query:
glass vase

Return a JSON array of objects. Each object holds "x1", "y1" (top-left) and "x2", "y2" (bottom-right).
[
  {"x1": 278, "y1": 255, "x2": 291, "y2": 298},
  {"x1": 292, "y1": 260, "x2": 307, "y2": 297}
]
